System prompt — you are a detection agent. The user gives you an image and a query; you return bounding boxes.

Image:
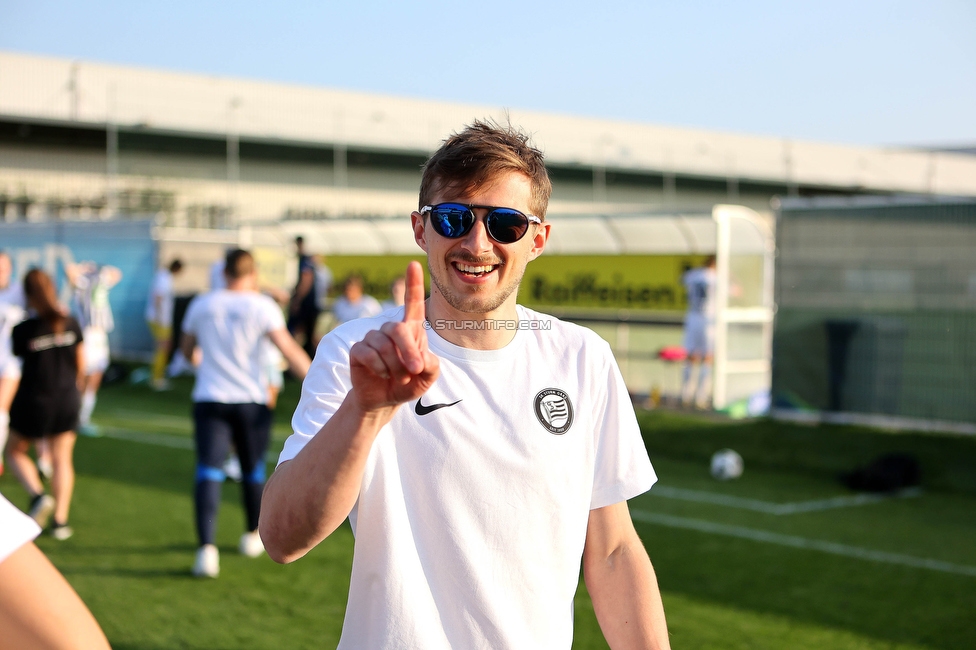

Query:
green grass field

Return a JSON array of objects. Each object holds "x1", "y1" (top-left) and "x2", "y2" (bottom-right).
[{"x1": 2, "y1": 376, "x2": 974, "y2": 649}]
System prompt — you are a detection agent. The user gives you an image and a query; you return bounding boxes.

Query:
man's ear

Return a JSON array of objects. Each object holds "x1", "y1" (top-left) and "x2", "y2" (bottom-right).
[
  {"x1": 411, "y1": 212, "x2": 429, "y2": 253},
  {"x1": 526, "y1": 221, "x2": 551, "y2": 263}
]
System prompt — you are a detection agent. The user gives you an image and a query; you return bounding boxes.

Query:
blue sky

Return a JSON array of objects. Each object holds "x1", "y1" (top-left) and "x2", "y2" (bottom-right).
[{"x1": 3, "y1": 0, "x2": 974, "y2": 147}]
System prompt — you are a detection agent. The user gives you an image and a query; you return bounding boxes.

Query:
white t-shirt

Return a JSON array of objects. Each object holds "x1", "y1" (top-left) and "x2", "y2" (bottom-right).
[
  {"x1": 280, "y1": 305, "x2": 656, "y2": 650},
  {"x1": 209, "y1": 260, "x2": 227, "y2": 291},
  {"x1": 0, "y1": 283, "x2": 26, "y2": 309},
  {"x1": 0, "y1": 494, "x2": 42, "y2": 563},
  {"x1": 0, "y1": 302, "x2": 26, "y2": 375},
  {"x1": 332, "y1": 295, "x2": 382, "y2": 324},
  {"x1": 145, "y1": 269, "x2": 175, "y2": 327},
  {"x1": 0, "y1": 284, "x2": 27, "y2": 375},
  {"x1": 182, "y1": 290, "x2": 287, "y2": 404},
  {"x1": 314, "y1": 264, "x2": 333, "y2": 310}
]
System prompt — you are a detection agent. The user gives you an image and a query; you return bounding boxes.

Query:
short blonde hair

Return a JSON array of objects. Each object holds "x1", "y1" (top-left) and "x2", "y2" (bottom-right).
[{"x1": 419, "y1": 119, "x2": 552, "y2": 219}]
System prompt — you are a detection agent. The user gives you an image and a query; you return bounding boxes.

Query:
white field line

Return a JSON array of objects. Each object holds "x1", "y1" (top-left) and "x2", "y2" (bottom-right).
[
  {"x1": 100, "y1": 427, "x2": 193, "y2": 449},
  {"x1": 98, "y1": 427, "x2": 287, "y2": 450},
  {"x1": 649, "y1": 485, "x2": 923, "y2": 515},
  {"x1": 631, "y1": 510, "x2": 976, "y2": 578},
  {"x1": 102, "y1": 409, "x2": 291, "y2": 437},
  {"x1": 107, "y1": 409, "x2": 193, "y2": 430}
]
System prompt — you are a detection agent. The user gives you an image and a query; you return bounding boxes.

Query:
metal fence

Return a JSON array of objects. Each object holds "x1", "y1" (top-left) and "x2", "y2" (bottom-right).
[{"x1": 772, "y1": 196, "x2": 976, "y2": 427}]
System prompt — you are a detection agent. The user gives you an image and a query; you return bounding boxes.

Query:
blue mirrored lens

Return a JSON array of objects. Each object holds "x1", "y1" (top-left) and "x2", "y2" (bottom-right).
[
  {"x1": 486, "y1": 209, "x2": 528, "y2": 243},
  {"x1": 431, "y1": 205, "x2": 472, "y2": 238}
]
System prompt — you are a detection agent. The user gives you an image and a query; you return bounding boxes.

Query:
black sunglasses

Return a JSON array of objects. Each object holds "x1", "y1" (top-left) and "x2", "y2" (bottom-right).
[{"x1": 420, "y1": 203, "x2": 542, "y2": 244}]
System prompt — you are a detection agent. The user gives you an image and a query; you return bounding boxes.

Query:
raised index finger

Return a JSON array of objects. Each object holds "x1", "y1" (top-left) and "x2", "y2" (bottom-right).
[{"x1": 402, "y1": 260, "x2": 426, "y2": 323}]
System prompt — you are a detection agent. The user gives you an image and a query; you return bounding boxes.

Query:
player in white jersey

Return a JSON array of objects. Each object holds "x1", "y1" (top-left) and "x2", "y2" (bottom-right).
[
  {"x1": 208, "y1": 253, "x2": 287, "y2": 481},
  {"x1": 145, "y1": 258, "x2": 183, "y2": 391},
  {"x1": 180, "y1": 249, "x2": 311, "y2": 578},
  {"x1": 0, "y1": 251, "x2": 27, "y2": 476},
  {"x1": 261, "y1": 122, "x2": 671, "y2": 649},
  {"x1": 66, "y1": 262, "x2": 122, "y2": 436},
  {"x1": 680, "y1": 256, "x2": 717, "y2": 408}
]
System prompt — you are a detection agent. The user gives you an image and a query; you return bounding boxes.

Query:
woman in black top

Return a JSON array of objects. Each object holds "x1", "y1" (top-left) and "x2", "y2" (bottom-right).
[{"x1": 4, "y1": 269, "x2": 84, "y2": 540}]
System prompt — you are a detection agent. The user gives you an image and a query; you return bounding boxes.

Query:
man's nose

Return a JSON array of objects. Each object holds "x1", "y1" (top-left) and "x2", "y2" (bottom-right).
[{"x1": 459, "y1": 213, "x2": 493, "y2": 254}]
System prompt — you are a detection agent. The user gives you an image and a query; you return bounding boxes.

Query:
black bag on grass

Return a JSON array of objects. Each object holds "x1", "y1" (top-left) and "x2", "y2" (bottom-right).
[{"x1": 840, "y1": 453, "x2": 921, "y2": 493}]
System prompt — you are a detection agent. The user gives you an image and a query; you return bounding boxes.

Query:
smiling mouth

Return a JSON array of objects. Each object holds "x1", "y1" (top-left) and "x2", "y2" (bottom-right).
[{"x1": 452, "y1": 261, "x2": 499, "y2": 278}]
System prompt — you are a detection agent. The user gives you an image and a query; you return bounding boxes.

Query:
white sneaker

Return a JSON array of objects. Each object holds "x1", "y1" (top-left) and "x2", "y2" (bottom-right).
[
  {"x1": 51, "y1": 523, "x2": 74, "y2": 541},
  {"x1": 37, "y1": 458, "x2": 54, "y2": 480},
  {"x1": 192, "y1": 544, "x2": 219, "y2": 578},
  {"x1": 239, "y1": 531, "x2": 264, "y2": 558},
  {"x1": 28, "y1": 494, "x2": 56, "y2": 528},
  {"x1": 223, "y1": 455, "x2": 242, "y2": 482}
]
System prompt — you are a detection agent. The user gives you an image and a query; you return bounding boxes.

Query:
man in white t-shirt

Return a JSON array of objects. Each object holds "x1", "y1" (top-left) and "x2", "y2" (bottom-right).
[
  {"x1": 260, "y1": 122, "x2": 670, "y2": 648},
  {"x1": 208, "y1": 252, "x2": 288, "y2": 481},
  {"x1": 332, "y1": 274, "x2": 382, "y2": 325},
  {"x1": 180, "y1": 249, "x2": 311, "y2": 578},
  {"x1": 145, "y1": 258, "x2": 183, "y2": 391},
  {"x1": 680, "y1": 256, "x2": 717, "y2": 409}
]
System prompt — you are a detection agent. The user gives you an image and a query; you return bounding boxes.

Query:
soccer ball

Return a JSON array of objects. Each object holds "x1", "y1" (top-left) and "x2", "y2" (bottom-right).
[{"x1": 710, "y1": 449, "x2": 744, "y2": 481}]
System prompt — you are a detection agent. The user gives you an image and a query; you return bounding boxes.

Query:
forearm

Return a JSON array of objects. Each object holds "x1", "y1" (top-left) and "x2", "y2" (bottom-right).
[
  {"x1": 284, "y1": 345, "x2": 311, "y2": 378},
  {"x1": 584, "y1": 504, "x2": 670, "y2": 650},
  {"x1": 259, "y1": 393, "x2": 396, "y2": 563},
  {"x1": 262, "y1": 260, "x2": 436, "y2": 563},
  {"x1": 0, "y1": 542, "x2": 111, "y2": 650},
  {"x1": 585, "y1": 541, "x2": 670, "y2": 650},
  {"x1": 269, "y1": 329, "x2": 311, "y2": 378},
  {"x1": 179, "y1": 334, "x2": 196, "y2": 362},
  {"x1": 75, "y1": 344, "x2": 86, "y2": 387}
]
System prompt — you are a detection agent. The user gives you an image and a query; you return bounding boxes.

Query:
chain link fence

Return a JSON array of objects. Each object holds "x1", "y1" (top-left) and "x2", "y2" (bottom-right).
[{"x1": 772, "y1": 196, "x2": 976, "y2": 428}]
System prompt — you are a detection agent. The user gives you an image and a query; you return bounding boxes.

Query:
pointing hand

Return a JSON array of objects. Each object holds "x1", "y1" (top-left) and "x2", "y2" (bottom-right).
[{"x1": 348, "y1": 261, "x2": 439, "y2": 415}]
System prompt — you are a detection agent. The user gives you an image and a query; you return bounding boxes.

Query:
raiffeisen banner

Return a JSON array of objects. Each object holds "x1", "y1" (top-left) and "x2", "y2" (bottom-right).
[
  {"x1": 522, "y1": 255, "x2": 709, "y2": 312},
  {"x1": 323, "y1": 254, "x2": 710, "y2": 314}
]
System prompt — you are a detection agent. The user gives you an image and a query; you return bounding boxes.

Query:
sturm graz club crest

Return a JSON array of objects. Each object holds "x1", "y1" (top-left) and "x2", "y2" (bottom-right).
[{"x1": 534, "y1": 388, "x2": 574, "y2": 434}]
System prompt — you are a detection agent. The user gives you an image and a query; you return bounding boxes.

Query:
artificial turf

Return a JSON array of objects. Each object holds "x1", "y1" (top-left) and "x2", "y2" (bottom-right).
[{"x1": 1, "y1": 375, "x2": 973, "y2": 649}]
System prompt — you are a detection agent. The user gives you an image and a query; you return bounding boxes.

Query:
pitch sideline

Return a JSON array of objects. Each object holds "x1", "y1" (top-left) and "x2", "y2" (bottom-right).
[
  {"x1": 649, "y1": 485, "x2": 923, "y2": 515},
  {"x1": 631, "y1": 510, "x2": 976, "y2": 578}
]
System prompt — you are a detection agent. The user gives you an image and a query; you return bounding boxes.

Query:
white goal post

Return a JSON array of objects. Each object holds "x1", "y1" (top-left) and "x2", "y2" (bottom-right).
[{"x1": 712, "y1": 204, "x2": 776, "y2": 410}]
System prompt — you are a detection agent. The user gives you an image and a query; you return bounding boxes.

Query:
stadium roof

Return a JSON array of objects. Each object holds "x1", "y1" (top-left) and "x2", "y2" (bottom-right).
[{"x1": 3, "y1": 50, "x2": 976, "y2": 197}]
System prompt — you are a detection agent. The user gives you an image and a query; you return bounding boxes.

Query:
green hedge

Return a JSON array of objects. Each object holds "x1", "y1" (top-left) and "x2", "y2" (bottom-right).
[{"x1": 637, "y1": 410, "x2": 976, "y2": 495}]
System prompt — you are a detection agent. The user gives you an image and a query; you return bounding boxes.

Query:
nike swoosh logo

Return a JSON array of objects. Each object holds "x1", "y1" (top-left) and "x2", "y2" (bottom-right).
[{"x1": 415, "y1": 397, "x2": 462, "y2": 416}]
